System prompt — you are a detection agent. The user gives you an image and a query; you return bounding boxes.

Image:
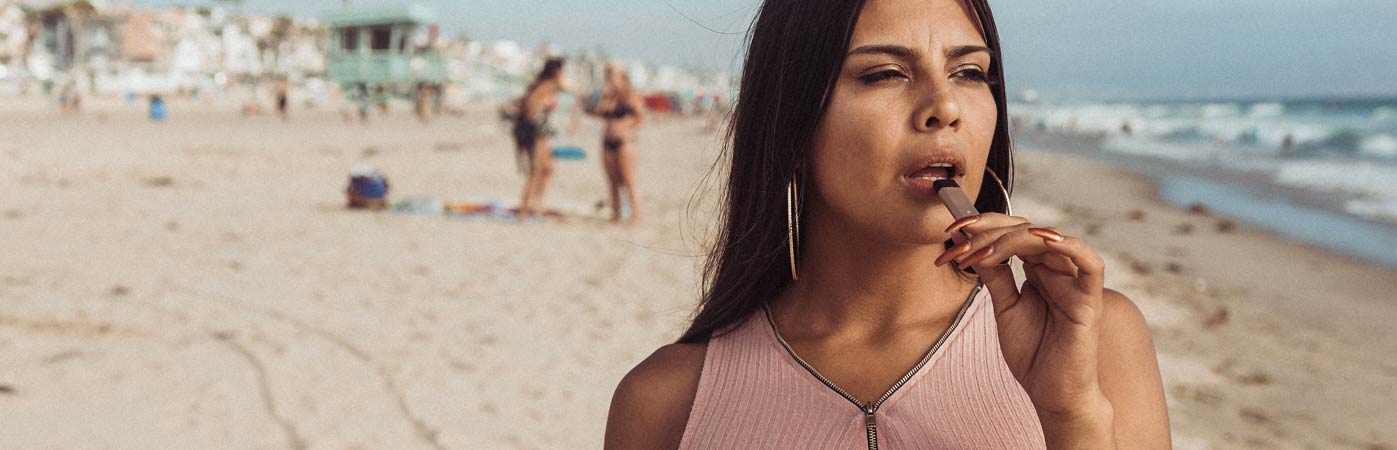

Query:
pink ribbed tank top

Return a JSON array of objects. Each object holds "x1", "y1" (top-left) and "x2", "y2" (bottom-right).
[{"x1": 678, "y1": 285, "x2": 1047, "y2": 449}]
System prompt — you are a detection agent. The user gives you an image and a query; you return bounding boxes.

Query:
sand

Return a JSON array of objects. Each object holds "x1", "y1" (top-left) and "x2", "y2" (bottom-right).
[{"x1": 1, "y1": 95, "x2": 1394, "y2": 449}]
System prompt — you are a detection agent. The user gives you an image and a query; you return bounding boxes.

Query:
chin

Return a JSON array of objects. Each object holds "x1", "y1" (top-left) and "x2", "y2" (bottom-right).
[{"x1": 866, "y1": 210, "x2": 955, "y2": 248}]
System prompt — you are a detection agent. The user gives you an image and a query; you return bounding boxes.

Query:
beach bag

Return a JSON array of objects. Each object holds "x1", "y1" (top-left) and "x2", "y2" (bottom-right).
[{"x1": 347, "y1": 164, "x2": 389, "y2": 209}]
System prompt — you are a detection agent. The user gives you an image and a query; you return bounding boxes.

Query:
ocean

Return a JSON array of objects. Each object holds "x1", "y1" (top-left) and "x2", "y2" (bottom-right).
[{"x1": 1011, "y1": 96, "x2": 1397, "y2": 268}]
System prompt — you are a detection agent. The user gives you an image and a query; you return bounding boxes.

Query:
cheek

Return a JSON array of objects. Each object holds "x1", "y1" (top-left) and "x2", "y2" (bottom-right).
[
  {"x1": 962, "y1": 92, "x2": 999, "y2": 173},
  {"x1": 810, "y1": 95, "x2": 902, "y2": 202},
  {"x1": 965, "y1": 94, "x2": 998, "y2": 150}
]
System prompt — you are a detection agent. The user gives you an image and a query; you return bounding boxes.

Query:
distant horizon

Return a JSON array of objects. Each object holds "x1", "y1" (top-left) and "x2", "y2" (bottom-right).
[{"x1": 135, "y1": 0, "x2": 1397, "y2": 100}]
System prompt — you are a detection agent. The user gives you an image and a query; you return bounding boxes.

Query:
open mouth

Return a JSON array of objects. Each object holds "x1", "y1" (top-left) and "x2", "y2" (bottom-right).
[{"x1": 907, "y1": 163, "x2": 962, "y2": 181}]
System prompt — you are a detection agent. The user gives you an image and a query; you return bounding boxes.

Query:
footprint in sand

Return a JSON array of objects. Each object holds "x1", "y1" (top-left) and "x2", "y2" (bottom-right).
[
  {"x1": 141, "y1": 176, "x2": 175, "y2": 188},
  {"x1": 1212, "y1": 358, "x2": 1272, "y2": 385},
  {"x1": 1169, "y1": 384, "x2": 1223, "y2": 406},
  {"x1": 1236, "y1": 407, "x2": 1275, "y2": 426},
  {"x1": 42, "y1": 349, "x2": 82, "y2": 365},
  {"x1": 1202, "y1": 306, "x2": 1229, "y2": 329},
  {"x1": 433, "y1": 142, "x2": 465, "y2": 152},
  {"x1": 448, "y1": 358, "x2": 477, "y2": 373}
]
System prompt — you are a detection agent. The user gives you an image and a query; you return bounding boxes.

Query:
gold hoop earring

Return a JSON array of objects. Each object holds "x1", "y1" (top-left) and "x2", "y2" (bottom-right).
[
  {"x1": 984, "y1": 167, "x2": 1012, "y2": 215},
  {"x1": 787, "y1": 176, "x2": 800, "y2": 281},
  {"x1": 950, "y1": 168, "x2": 1011, "y2": 276}
]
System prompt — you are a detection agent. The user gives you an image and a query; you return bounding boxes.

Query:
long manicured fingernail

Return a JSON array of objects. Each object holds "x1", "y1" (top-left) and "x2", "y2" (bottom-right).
[
  {"x1": 945, "y1": 215, "x2": 981, "y2": 234},
  {"x1": 1028, "y1": 227, "x2": 1065, "y2": 242},
  {"x1": 935, "y1": 241, "x2": 973, "y2": 267},
  {"x1": 958, "y1": 246, "x2": 996, "y2": 267}
]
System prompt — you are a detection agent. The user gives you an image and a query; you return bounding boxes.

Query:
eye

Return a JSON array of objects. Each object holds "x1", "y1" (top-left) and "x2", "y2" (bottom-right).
[
  {"x1": 858, "y1": 69, "x2": 908, "y2": 84},
  {"x1": 953, "y1": 66, "x2": 992, "y2": 84}
]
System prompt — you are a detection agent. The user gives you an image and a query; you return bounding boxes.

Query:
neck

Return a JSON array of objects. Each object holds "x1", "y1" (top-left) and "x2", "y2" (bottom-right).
[{"x1": 775, "y1": 210, "x2": 978, "y2": 338}]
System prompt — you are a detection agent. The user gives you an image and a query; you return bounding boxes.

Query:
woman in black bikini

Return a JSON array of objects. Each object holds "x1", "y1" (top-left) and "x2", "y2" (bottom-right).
[
  {"x1": 589, "y1": 64, "x2": 647, "y2": 225},
  {"x1": 514, "y1": 58, "x2": 567, "y2": 222}
]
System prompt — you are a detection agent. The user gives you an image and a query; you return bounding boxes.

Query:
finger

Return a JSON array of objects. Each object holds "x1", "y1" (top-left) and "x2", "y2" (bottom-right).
[
  {"x1": 945, "y1": 215, "x2": 981, "y2": 234},
  {"x1": 958, "y1": 226, "x2": 1048, "y2": 268},
  {"x1": 935, "y1": 240, "x2": 973, "y2": 267},
  {"x1": 1044, "y1": 236, "x2": 1106, "y2": 292},
  {"x1": 1041, "y1": 253, "x2": 1080, "y2": 278},
  {"x1": 945, "y1": 222, "x2": 1033, "y2": 267},
  {"x1": 958, "y1": 213, "x2": 1030, "y2": 236},
  {"x1": 1024, "y1": 254, "x2": 1079, "y2": 278},
  {"x1": 1021, "y1": 228, "x2": 1080, "y2": 276},
  {"x1": 1024, "y1": 260, "x2": 1077, "y2": 294},
  {"x1": 976, "y1": 262, "x2": 1020, "y2": 315}
]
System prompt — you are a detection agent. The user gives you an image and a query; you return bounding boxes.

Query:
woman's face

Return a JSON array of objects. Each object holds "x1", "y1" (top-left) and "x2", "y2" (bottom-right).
[
  {"x1": 809, "y1": 0, "x2": 997, "y2": 245},
  {"x1": 606, "y1": 65, "x2": 624, "y2": 87}
]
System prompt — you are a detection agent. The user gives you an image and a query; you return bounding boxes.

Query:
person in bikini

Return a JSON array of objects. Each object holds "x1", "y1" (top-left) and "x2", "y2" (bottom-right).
[
  {"x1": 513, "y1": 57, "x2": 568, "y2": 223},
  {"x1": 588, "y1": 63, "x2": 647, "y2": 225}
]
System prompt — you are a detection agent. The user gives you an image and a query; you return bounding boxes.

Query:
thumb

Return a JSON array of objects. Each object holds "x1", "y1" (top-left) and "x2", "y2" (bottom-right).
[{"x1": 975, "y1": 263, "x2": 1020, "y2": 315}]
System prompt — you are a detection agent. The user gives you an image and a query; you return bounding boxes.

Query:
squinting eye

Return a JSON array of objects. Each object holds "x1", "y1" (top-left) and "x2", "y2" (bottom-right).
[
  {"x1": 858, "y1": 70, "x2": 907, "y2": 84},
  {"x1": 954, "y1": 68, "x2": 990, "y2": 83}
]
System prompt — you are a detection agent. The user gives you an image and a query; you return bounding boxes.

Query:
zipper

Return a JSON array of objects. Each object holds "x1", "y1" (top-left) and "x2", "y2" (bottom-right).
[
  {"x1": 763, "y1": 284, "x2": 981, "y2": 450},
  {"x1": 864, "y1": 402, "x2": 879, "y2": 450}
]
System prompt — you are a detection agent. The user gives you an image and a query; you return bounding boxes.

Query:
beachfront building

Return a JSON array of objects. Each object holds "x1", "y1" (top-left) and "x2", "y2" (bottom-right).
[
  {"x1": 323, "y1": 4, "x2": 445, "y2": 96},
  {"x1": 0, "y1": 1, "x2": 28, "y2": 89}
]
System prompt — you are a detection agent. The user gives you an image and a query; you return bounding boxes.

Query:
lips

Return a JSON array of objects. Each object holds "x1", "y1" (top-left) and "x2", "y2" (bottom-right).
[
  {"x1": 908, "y1": 164, "x2": 957, "y2": 180},
  {"x1": 903, "y1": 153, "x2": 967, "y2": 197}
]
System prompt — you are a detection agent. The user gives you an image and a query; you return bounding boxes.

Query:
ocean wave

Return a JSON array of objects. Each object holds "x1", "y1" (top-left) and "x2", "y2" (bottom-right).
[
  {"x1": 1346, "y1": 199, "x2": 1397, "y2": 224},
  {"x1": 1273, "y1": 160, "x2": 1397, "y2": 200},
  {"x1": 1360, "y1": 133, "x2": 1397, "y2": 158},
  {"x1": 1014, "y1": 99, "x2": 1397, "y2": 161}
]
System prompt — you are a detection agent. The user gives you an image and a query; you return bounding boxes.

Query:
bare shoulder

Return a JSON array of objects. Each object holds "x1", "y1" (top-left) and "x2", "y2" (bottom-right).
[
  {"x1": 1101, "y1": 288, "x2": 1148, "y2": 332},
  {"x1": 1098, "y1": 288, "x2": 1156, "y2": 373},
  {"x1": 1097, "y1": 288, "x2": 1173, "y2": 449},
  {"x1": 604, "y1": 342, "x2": 708, "y2": 450}
]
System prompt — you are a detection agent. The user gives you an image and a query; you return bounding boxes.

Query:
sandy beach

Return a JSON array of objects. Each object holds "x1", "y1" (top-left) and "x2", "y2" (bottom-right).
[{"x1": 2, "y1": 95, "x2": 1395, "y2": 449}]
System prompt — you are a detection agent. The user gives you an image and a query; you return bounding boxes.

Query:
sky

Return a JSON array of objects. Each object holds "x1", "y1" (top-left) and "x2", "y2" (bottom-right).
[{"x1": 140, "y1": 0, "x2": 1397, "y2": 100}]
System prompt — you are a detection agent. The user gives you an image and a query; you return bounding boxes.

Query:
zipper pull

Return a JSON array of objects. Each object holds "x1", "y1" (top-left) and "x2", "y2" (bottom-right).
[{"x1": 864, "y1": 402, "x2": 879, "y2": 450}]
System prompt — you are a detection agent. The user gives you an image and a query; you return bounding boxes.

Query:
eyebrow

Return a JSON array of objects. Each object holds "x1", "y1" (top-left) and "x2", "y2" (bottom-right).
[
  {"x1": 948, "y1": 45, "x2": 993, "y2": 60},
  {"x1": 846, "y1": 44, "x2": 994, "y2": 60}
]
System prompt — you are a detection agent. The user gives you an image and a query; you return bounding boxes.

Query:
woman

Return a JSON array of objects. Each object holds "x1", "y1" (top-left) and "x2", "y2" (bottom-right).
[
  {"x1": 588, "y1": 64, "x2": 647, "y2": 225},
  {"x1": 514, "y1": 57, "x2": 566, "y2": 222},
  {"x1": 604, "y1": 0, "x2": 1170, "y2": 449}
]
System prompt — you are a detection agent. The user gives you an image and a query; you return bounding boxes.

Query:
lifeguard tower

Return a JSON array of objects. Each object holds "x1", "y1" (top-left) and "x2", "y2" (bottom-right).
[{"x1": 323, "y1": 5, "x2": 446, "y2": 94}]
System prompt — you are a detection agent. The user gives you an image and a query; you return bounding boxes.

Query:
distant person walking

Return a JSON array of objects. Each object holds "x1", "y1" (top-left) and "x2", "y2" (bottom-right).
[
  {"x1": 415, "y1": 83, "x2": 433, "y2": 125},
  {"x1": 355, "y1": 83, "x2": 372, "y2": 125},
  {"x1": 587, "y1": 63, "x2": 647, "y2": 225},
  {"x1": 513, "y1": 57, "x2": 568, "y2": 223},
  {"x1": 58, "y1": 80, "x2": 81, "y2": 116},
  {"x1": 275, "y1": 78, "x2": 290, "y2": 122}
]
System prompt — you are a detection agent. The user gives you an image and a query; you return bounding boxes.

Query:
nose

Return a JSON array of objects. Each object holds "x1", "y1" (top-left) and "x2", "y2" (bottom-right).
[{"x1": 915, "y1": 84, "x2": 962, "y2": 131}]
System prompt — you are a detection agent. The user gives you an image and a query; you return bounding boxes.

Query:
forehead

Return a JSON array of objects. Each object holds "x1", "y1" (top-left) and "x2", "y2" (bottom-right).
[{"x1": 851, "y1": 0, "x2": 986, "y2": 47}]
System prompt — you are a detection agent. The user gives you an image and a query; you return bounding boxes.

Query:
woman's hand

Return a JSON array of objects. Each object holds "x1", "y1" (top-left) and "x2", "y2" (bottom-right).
[{"x1": 935, "y1": 213, "x2": 1116, "y2": 446}]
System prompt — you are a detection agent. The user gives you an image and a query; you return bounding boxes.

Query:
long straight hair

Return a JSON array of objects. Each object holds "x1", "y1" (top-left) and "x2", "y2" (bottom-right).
[{"x1": 679, "y1": 0, "x2": 1014, "y2": 344}]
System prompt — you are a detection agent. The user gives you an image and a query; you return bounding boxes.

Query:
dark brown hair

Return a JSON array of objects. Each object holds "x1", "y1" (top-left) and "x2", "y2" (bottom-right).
[{"x1": 679, "y1": 0, "x2": 1013, "y2": 344}]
